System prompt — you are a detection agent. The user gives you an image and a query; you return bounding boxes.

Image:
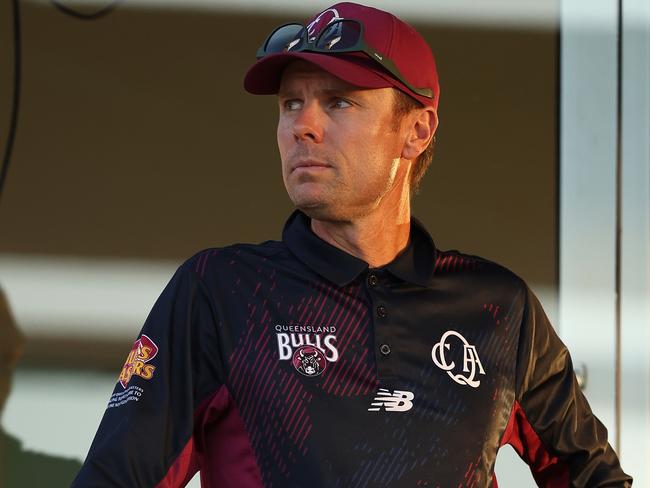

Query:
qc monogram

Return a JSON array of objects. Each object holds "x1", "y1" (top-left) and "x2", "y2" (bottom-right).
[{"x1": 431, "y1": 330, "x2": 486, "y2": 388}]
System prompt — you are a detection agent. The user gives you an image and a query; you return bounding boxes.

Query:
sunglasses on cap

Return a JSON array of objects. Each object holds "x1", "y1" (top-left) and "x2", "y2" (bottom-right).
[{"x1": 256, "y1": 19, "x2": 434, "y2": 99}]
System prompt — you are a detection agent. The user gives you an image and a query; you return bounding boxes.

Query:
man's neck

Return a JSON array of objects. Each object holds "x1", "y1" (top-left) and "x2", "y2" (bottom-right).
[{"x1": 310, "y1": 205, "x2": 411, "y2": 268}]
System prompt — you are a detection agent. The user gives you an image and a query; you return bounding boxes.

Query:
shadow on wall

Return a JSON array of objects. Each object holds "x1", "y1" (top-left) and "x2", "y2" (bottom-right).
[{"x1": 0, "y1": 285, "x2": 82, "y2": 488}]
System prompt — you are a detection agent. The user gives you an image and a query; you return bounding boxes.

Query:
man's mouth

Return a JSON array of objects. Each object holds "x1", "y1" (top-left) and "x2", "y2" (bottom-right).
[{"x1": 292, "y1": 160, "x2": 332, "y2": 172}]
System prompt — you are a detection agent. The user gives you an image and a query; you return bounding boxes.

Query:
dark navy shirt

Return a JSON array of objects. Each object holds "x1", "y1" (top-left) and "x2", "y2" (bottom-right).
[{"x1": 73, "y1": 210, "x2": 631, "y2": 488}]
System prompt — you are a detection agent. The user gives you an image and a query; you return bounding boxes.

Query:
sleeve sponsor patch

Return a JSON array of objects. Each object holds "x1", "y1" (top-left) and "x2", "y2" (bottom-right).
[{"x1": 119, "y1": 334, "x2": 159, "y2": 389}]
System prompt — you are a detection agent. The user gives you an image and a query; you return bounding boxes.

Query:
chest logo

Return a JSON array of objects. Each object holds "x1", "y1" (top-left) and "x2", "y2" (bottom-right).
[
  {"x1": 275, "y1": 324, "x2": 339, "y2": 376},
  {"x1": 431, "y1": 330, "x2": 486, "y2": 388},
  {"x1": 367, "y1": 389, "x2": 414, "y2": 412}
]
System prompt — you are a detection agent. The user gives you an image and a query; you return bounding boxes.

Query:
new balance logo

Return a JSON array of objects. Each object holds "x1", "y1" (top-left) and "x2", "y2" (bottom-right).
[{"x1": 367, "y1": 389, "x2": 414, "y2": 412}]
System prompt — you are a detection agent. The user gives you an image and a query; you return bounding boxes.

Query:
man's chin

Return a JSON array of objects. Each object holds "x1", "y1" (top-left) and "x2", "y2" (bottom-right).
[
  {"x1": 292, "y1": 200, "x2": 334, "y2": 221},
  {"x1": 294, "y1": 202, "x2": 356, "y2": 224},
  {"x1": 288, "y1": 189, "x2": 357, "y2": 222},
  {"x1": 294, "y1": 202, "x2": 327, "y2": 219}
]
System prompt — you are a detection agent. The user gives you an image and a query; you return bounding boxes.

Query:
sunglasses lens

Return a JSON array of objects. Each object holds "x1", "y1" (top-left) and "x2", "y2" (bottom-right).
[
  {"x1": 264, "y1": 24, "x2": 305, "y2": 54},
  {"x1": 316, "y1": 20, "x2": 362, "y2": 51}
]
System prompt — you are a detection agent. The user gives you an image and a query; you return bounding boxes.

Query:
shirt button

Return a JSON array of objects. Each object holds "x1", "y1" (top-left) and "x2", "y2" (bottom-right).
[
  {"x1": 367, "y1": 273, "x2": 378, "y2": 287},
  {"x1": 379, "y1": 344, "x2": 391, "y2": 356},
  {"x1": 376, "y1": 305, "x2": 388, "y2": 318}
]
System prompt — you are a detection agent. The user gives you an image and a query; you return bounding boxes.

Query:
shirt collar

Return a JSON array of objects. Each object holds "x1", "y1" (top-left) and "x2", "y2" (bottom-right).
[{"x1": 282, "y1": 210, "x2": 437, "y2": 288}]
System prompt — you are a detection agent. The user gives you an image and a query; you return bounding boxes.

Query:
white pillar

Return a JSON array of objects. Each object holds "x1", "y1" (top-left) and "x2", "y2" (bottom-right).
[
  {"x1": 561, "y1": 0, "x2": 650, "y2": 483},
  {"x1": 560, "y1": 0, "x2": 619, "y2": 444},
  {"x1": 620, "y1": 0, "x2": 650, "y2": 483}
]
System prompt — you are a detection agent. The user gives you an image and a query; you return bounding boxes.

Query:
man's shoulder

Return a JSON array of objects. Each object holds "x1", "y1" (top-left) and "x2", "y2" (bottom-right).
[
  {"x1": 435, "y1": 248, "x2": 527, "y2": 293},
  {"x1": 178, "y1": 239, "x2": 287, "y2": 277}
]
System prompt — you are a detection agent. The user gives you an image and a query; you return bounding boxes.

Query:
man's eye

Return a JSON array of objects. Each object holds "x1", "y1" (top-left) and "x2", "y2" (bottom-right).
[
  {"x1": 332, "y1": 98, "x2": 352, "y2": 109},
  {"x1": 284, "y1": 100, "x2": 302, "y2": 110}
]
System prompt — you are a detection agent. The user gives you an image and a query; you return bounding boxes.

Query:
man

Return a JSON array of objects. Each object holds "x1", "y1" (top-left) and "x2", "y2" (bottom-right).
[{"x1": 73, "y1": 3, "x2": 632, "y2": 487}]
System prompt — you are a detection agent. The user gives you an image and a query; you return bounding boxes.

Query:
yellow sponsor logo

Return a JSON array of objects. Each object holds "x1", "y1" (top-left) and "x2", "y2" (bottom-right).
[{"x1": 119, "y1": 334, "x2": 158, "y2": 388}]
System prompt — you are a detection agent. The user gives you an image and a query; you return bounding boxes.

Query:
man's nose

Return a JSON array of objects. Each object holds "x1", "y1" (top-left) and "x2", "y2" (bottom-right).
[{"x1": 293, "y1": 102, "x2": 324, "y2": 143}]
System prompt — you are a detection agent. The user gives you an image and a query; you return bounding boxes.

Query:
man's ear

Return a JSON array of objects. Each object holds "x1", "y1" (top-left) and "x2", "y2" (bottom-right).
[{"x1": 401, "y1": 108, "x2": 438, "y2": 161}]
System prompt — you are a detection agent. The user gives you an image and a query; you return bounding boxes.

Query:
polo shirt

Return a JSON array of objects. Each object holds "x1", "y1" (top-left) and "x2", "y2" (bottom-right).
[{"x1": 72, "y1": 210, "x2": 631, "y2": 488}]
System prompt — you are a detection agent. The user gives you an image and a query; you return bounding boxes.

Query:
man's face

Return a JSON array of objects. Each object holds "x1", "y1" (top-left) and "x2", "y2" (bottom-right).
[{"x1": 277, "y1": 61, "x2": 411, "y2": 222}]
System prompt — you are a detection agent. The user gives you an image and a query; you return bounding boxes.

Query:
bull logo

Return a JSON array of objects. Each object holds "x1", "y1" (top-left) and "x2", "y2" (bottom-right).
[{"x1": 292, "y1": 345, "x2": 326, "y2": 377}]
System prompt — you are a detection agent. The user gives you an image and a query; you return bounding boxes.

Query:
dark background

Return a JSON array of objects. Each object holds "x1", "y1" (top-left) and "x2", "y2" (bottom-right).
[{"x1": 0, "y1": 2, "x2": 558, "y2": 367}]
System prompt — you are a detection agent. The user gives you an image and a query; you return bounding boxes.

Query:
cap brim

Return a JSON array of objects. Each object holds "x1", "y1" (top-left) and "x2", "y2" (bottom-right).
[{"x1": 244, "y1": 51, "x2": 398, "y2": 95}]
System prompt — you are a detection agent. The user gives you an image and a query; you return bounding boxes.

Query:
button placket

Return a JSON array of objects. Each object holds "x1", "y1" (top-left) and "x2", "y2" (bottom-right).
[
  {"x1": 366, "y1": 271, "x2": 394, "y2": 378},
  {"x1": 367, "y1": 273, "x2": 378, "y2": 287},
  {"x1": 375, "y1": 303, "x2": 392, "y2": 373},
  {"x1": 379, "y1": 343, "x2": 391, "y2": 356}
]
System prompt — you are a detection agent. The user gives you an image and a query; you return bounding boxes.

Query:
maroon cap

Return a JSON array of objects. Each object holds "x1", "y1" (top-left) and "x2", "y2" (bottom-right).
[{"x1": 244, "y1": 2, "x2": 440, "y2": 109}]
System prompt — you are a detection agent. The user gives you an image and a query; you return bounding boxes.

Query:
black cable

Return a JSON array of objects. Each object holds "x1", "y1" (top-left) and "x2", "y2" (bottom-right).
[
  {"x1": 0, "y1": 0, "x2": 21, "y2": 207},
  {"x1": 51, "y1": 0, "x2": 124, "y2": 20}
]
